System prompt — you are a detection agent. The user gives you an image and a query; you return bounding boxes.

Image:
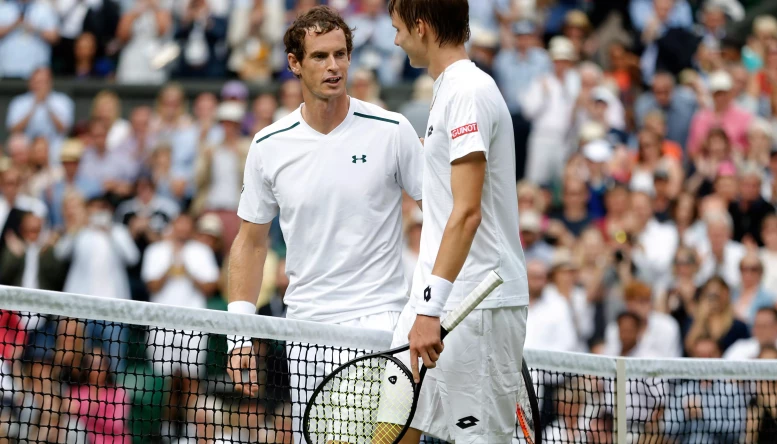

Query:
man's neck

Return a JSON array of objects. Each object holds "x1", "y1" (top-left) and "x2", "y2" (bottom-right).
[
  {"x1": 428, "y1": 45, "x2": 469, "y2": 80},
  {"x1": 301, "y1": 93, "x2": 350, "y2": 135},
  {"x1": 563, "y1": 206, "x2": 587, "y2": 221}
]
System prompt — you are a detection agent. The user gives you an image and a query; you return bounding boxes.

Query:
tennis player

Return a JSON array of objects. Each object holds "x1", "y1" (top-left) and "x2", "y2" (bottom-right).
[
  {"x1": 225, "y1": 4, "x2": 423, "y2": 440},
  {"x1": 387, "y1": 0, "x2": 529, "y2": 442}
]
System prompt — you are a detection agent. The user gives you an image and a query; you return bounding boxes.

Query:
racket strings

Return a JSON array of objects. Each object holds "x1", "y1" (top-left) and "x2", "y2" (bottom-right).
[{"x1": 306, "y1": 357, "x2": 414, "y2": 444}]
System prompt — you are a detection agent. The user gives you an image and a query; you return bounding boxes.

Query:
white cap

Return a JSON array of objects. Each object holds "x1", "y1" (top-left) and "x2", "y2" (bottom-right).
[
  {"x1": 708, "y1": 70, "x2": 733, "y2": 93},
  {"x1": 579, "y1": 121, "x2": 606, "y2": 143},
  {"x1": 217, "y1": 102, "x2": 246, "y2": 123},
  {"x1": 549, "y1": 36, "x2": 577, "y2": 61},
  {"x1": 583, "y1": 139, "x2": 613, "y2": 163},
  {"x1": 591, "y1": 86, "x2": 610, "y2": 103},
  {"x1": 519, "y1": 210, "x2": 542, "y2": 232},
  {"x1": 470, "y1": 25, "x2": 499, "y2": 49}
]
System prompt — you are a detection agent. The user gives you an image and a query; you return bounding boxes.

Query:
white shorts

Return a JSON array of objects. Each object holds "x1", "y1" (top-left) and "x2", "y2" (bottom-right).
[
  {"x1": 288, "y1": 311, "x2": 400, "y2": 444},
  {"x1": 146, "y1": 329, "x2": 209, "y2": 379},
  {"x1": 384, "y1": 304, "x2": 528, "y2": 443}
]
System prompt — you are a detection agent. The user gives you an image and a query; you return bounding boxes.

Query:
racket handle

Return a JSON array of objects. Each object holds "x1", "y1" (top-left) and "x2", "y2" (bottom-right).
[{"x1": 440, "y1": 271, "x2": 503, "y2": 336}]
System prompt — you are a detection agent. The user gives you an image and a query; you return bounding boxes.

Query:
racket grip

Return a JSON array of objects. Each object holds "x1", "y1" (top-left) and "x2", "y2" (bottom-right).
[{"x1": 440, "y1": 271, "x2": 503, "y2": 335}]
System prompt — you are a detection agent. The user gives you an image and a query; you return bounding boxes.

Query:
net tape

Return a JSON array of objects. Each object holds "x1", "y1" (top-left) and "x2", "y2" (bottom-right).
[{"x1": 1, "y1": 286, "x2": 777, "y2": 443}]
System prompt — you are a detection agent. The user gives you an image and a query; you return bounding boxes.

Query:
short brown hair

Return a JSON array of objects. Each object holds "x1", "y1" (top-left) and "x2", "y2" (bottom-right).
[
  {"x1": 623, "y1": 281, "x2": 652, "y2": 301},
  {"x1": 283, "y1": 6, "x2": 354, "y2": 75},
  {"x1": 388, "y1": 0, "x2": 470, "y2": 46}
]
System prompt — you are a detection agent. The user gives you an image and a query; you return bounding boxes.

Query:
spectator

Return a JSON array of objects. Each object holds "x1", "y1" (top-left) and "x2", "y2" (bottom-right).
[
  {"x1": 90, "y1": 91, "x2": 131, "y2": 153},
  {"x1": 192, "y1": 102, "x2": 249, "y2": 253},
  {"x1": 71, "y1": 32, "x2": 112, "y2": 79},
  {"x1": 5, "y1": 134, "x2": 33, "y2": 186},
  {"x1": 605, "y1": 280, "x2": 683, "y2": 357},
  {"x1": 575, "y1": 63, "x2": 626, "y2": 133},
  {"x1": 258, "y1": 257, "x2": 288, "y2": 318},
  {"x1": 0, "y1": 167, "x2": 48, "y2": 248},
  {"x1": 728, "y1": 163, "x2": 775, "y2": 247},
  {"x1": 636, "y1": 0, "x2": 694, "y2": 84},
  {"x1": 219, "y1": 80, "x2": 249, "y2": 130},
  {"x1": 246, "y1": 92, "x2": 279, "y2": 136},
  {"x1": 598, "y1": 182, "x2": 630, "y2": 244},
  {"x1": 549, "y1": 177, "x2": 593, "y2": 239},
  {"x1": 630, "y1": 128, "x2": 683, "y2": 198},
  {"x1": 115, "y1": 0, "x2": 173, "y2": 85},
  {"x1": 746, "y1": 119, "x2": 774, "y2": 175},
  {"x1": 629, "y1": 190, "x2": 679, "y2": 286},
  {"x1": 687, "y1": 70, "x2": 754, "y2": 154},
  {"x1": 227, "y1": 0, "x2": 285, "y2": 83},
  {"x1": 686, "y1": 128, "x2": 736, "y2": 198},
  {"x1": 525, "y1": 259, "x2": 579, "y2": 352},
  {"x1": 349, "y1": 69, "x2": 386, "y2": 109},
  {"x1": 195, "y1": 212, "x2": 224, "y2": 267},
  {"x1": 42, "y1": 140, "x2": 101, "y2": 230},
  {"x1": 671, "y1": 192, "x2": 702, "y2": 248},
  {"x1": 762, "y1": 214, "x2": 777, "y2": 296},
  {"x1": 0, "y1": 0, "x2": 59, "y2": 79},
  {"x1": 521, "y1": 36, "x2": 579, "y2": 186},
  {"x1": 642, "y1": 110, "x2": 684, "y2": 161},
  {"x1": 656, "y1": 246, "x2": 699, "y2": 329},
  {"x1": 114, "y1": 106, "x2": 155, "y2": 165},
  {"x1": 546, "y1": 249, "x2": 593, "y2": 350},
  {"x1": 732, "y1": 253, "x2": 775, "y2": 325},
  {"x1": 273, "y1": 78, "x2": 303, "y2": 120},
  {"x1": 78, "y1": 120, "x2": 138, "y2": 203},
  {"x1": 191, "y1": 91, "x2": 224, "y2": 146},
  {"x1": 348, "y1": 0, "x2": 401, "y2": 86},
  {"x1": 173, "y1": 0, "x2": 228, "y2": 78},
  {"x1": 25, "y1": 137, "x2": 57, "y2": 200},
  {"x1": 520, "y1": 210, "x2": 554, "y2": 265},
  {"x1": 142, "y1": 213, "x2": 219, "y2": 441},
  {"x1": 0, "y1": 213, "x2": 45, "y2": 289},
  {"x1": 582, "y1": 139, "x2": 611, "y2": 219},
  {"x1": 634, "y1": 71, "x2": 697, "y2": 150},
  {"x1": 6, "y1": 67, "x2": 74, "y2": 164},
  {"x1": 724, "y1": 307, "x2": 777, "y2": 360},
  {"x1": 398, "y1": 75, "x2": 433, "y2": 138},
  {"x1": 685, "y1": 276, "x2": 750, "y2": 354},
  {"x1": 695, "y1": 211, "x2": 746, "y2": 289}
]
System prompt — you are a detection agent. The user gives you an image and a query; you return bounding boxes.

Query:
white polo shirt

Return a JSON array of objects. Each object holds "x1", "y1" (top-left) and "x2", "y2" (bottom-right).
[
  {"x1": 412, "y1": 59, "x2": 528, "y2": 312},
  {"x1": 238, "y1": 98, "x2": 424, "y2": 323}
]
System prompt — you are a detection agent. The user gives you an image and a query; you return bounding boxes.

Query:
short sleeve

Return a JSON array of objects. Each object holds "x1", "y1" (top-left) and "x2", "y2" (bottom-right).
[
  {"x1": 141, "y1": 243, "x2": 170, "y2": 282},
  {"x1": 0, "y1": 4, "x2": 18, "y2": 28},
  {"x1": 185, "y1": 243, "x2": 220, "y2": 283},
  {"x1": 237, "y1": 144, "x2": 278, "y2": 224},
  {"x1": 395, "y1": 117, "x2": 423, "y2": 200},
  {"x1": 6, "y1": 96, "x2": 29, "y2": 129},
  {"x1": 30, "y1": 3, "x2": 58, "y2": 32},
  {"x1": 446, "y1": 87, "x2": 491, "y2": 163}
]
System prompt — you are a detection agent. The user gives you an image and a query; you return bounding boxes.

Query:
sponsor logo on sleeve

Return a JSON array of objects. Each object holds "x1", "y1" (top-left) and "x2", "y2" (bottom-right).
[{"x1": 451, "y1": 123, "x2": 478, "y2": 139}]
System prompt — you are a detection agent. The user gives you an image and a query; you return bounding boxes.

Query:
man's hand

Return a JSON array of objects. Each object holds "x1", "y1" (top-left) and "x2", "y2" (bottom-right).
[
  {"x1": 408, "y1": 315, "x2": 443, "y2": 383},
  {"x1": 227, "y1": 344, "x2": 259, "y2": 397}
]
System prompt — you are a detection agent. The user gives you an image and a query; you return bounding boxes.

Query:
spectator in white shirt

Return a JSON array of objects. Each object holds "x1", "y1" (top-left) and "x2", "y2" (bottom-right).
[
  {"x1": 521, "y1": 36, "x2": 579, "y2": 185},
  {"x1": 604, "y1": 280, "x2": 683, "y2": 357},
  {"x1": 90, "y1": 90, "x2": 131, "y2": 153},
  {"x1": 695, "y1": 211, "x2": 746, "y2": 289},
  {"x1": 723, "y1": 307, "x2": 777, "y2": 360},
  {"x1": 545, "y1": 249, "x2": 594, "y2": 349},
  {"x1": 115, "y1": 0, "x2": 173, "y2": 85},
  {"x1": 0, "y1": 167, "x2": 48, "y2": 249},
  {"x1": 141, "y1": 213, "x2": 219, "y2": 441},
  {"x1": 524, "y1": 260, "x2": 579, "y2": 352},
  {"x1": 630, "y1": 191, "x2": 679, "y2": 287}
]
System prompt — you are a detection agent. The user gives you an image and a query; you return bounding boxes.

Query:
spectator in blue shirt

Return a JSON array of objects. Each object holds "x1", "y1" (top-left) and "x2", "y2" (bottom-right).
[
  {"x1": 6, "y1": 67, "x2": 74, "y2": 165},
  {"x1": 634, "y1": 71, "x2": 698, "y2": 151},
  {"x1": 0, "y1": 0, "x2": 59, "y2": 79}
]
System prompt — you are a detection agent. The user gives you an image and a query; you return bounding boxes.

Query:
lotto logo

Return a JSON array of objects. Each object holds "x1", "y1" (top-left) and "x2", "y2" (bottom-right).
[{"x1": 451, "y1": 123, "x2": 478, "y2": 139}]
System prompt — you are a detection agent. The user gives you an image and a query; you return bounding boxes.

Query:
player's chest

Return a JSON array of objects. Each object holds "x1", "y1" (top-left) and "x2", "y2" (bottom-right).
[
  {"x1": 269, "y1": 139, "x2": 398, "y2": 207},
  {"x1": 424, "y1": 109, "x2": 452, "y2": 175}
]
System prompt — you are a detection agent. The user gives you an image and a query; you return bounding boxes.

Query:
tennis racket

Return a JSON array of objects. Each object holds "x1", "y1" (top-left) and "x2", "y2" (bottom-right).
[
  {"x1": 302, "y1": 271, "x2": 504, "y2": 444},
  {"x1": 516, "y1": 360, "x2": 542, "y2": 444}
]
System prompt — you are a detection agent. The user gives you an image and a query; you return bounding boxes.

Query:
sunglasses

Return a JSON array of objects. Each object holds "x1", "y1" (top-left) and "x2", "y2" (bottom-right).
[{"x1": 740, "y1": 266, "x2": 762, "y2": 273}]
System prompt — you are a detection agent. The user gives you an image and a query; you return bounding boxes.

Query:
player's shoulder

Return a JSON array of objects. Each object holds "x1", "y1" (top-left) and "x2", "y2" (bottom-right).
[
  {"x1": 447, "y1": 61, "x2": 501, "y2": 96},
  {"x1": 350, "y1": 98, "x2": 412, "y2": 129},
  {"x1": 251, "y1": 109, "x2": 303, "y2": 148}
]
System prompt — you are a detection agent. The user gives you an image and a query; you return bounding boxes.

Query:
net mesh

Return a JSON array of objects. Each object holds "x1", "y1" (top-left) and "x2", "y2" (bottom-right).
[{"x1": 0, "y1": 287, "x2": 776, "y2": 444}]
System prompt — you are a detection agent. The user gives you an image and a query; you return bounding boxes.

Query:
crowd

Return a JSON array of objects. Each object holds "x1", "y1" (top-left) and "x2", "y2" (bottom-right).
[{"x1": 0, "y1": 0, "x2": 776, "y2": 442}]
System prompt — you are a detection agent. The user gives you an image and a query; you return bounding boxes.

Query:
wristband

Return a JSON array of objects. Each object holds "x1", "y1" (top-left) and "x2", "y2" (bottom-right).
[
  {"x1": 415, "y1": 275, "x2": 453, "y2": 318},
  {"x1": 227, "y1": 301, "x2": 256, "y2": 352}
]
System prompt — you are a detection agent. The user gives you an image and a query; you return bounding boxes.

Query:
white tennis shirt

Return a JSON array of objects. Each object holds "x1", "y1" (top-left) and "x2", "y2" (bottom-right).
[
  {"x1": 412, "y1": 60, "x2": 529, "y2": 311},
  {"x1": 238, "y1": 98, "x2": 423, "y2": 323}
]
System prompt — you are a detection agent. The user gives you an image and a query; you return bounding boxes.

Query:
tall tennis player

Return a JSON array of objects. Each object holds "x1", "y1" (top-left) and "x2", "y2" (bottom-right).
[
  {"x1": 226, "y1": 6, "x2": 423, "y2": 441},
  {"x1": 388, "y1": 0, "x2": 529, "y2": 442}
]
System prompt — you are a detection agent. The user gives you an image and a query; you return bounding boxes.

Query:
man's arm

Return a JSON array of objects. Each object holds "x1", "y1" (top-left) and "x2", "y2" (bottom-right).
[{"x1": 226, "y1": 219, "x2": 270, "y2": 398}]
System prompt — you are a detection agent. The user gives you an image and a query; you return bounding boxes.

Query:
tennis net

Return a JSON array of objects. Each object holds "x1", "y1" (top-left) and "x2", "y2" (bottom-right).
[{"x1": 0, "y1": 285, "x2": 776, "y2": 443}]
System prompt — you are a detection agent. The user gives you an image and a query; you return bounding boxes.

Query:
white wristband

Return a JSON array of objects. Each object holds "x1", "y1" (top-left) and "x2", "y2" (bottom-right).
[
  {"x1": 415, "y1": 275, "x2": 453, "y2": 318},
  {"x1": 227, "y1": 301, "x2": 257, "y2": 353}
]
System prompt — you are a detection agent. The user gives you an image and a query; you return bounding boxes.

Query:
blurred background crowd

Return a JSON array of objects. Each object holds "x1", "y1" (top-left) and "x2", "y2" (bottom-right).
[{"x1": 1, "y1": 0, "x2": 777, "y2": 442}]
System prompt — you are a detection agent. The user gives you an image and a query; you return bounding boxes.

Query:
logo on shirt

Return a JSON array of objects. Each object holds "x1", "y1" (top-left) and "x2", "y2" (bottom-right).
[
  {"x1": 456, "y1": 416, "x2": 479, "y2": 429},
  {"x1": 352, "y1": 154, "x2": 367, "y2": 163},
  {"x1": 451, "y1": 123, "x2": 479, "y2": 139},
  {"x1": 423, "y1": 286, "x2": 431, "y2": 302},
  {"x1": 427, "y1": 125, "x2": 434, "y2": 137}
]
